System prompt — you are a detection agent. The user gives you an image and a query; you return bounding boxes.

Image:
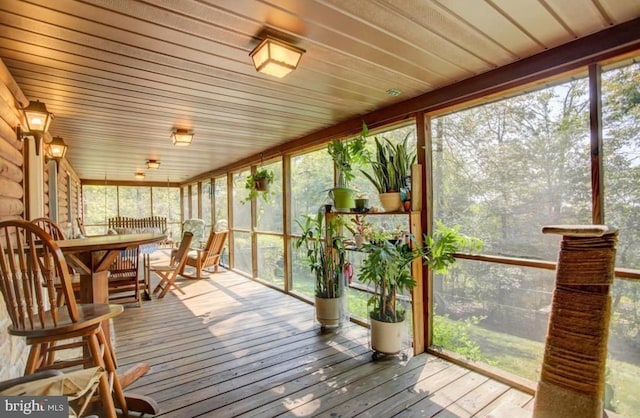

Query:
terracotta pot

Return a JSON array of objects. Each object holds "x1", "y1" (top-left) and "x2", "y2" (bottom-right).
[
  {"x1": 379, "y1": 192, "x2": 402, "y2": 212},
  {"x1": 370, "y1": 317, "x2": 405, "y2": 354},
  {"x1": 315, "y1": 296, "x2": 342, "y2": 327},
  {"x1": 254, "y1": 177, "x2": 269, "y2": 191}
]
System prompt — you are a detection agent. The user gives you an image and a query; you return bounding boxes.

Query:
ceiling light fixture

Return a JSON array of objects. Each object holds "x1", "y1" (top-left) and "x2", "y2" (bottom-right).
[
  {"x1": 249, "y1": 36, "x2": 305, "y2": 78},
  {"x1": 171, "y1": 128, "x2": 194, "y2": 146},
  {"x1": 146, "y1": 159, "x2": 160, "y2": 169},
  {"x1": 17, "y1": 100, "x2": 54, "y2": 155},
  {"x1": 135, "y1": 171, "x2": 145, "y2": 180}
]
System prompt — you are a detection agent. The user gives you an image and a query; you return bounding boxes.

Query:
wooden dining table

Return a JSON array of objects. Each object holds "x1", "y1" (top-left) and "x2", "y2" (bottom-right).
[{"x1": 56, "y1": 232, "x2": 166, "y2": 415}]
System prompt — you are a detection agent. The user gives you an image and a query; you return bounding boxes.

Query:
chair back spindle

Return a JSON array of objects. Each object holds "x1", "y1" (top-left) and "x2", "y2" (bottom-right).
[{"x1": 0, "y1": 220, "x2": 79, "y2": 332}]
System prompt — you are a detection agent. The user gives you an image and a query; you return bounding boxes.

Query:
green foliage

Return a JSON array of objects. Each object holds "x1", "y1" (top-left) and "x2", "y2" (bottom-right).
[
  {"x1": 327, "y1": 121, "x2": 370, "y2": 187},
  {"x1": 432, "y1": 314, "x2": 486, "y2": 361},
  {"x1": 361, "y1": 133, "x2": 416, "y2": 193},
  {"x1": 359, "y1": 222, "x2": 482, "y2": 323},
  {"x1": 425, "y1": 221, "x2": 484, "y2": 274},
  {"x1": 243, "y1": 168, "x2": 275, "y2": 203},
  {"x1": 359, "y1": 239, "x2": 418, "y2": 323},
  {"x1": 294, "y1": 212, "x2": 346, "y2": 298}
]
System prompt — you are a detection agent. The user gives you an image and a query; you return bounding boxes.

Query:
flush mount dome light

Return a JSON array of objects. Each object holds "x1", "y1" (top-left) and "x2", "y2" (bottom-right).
[
  {"x1": 146, "y1": 159, "x2": 160, "y2": 169},
  {"x1": 171, "y1": 128, "x2": 193, "y2": 146},
  {"x1": 249, "y1": 36, "x2": 305, "y2": 78},
  {"x1": 135, "y1": 171, "x2": 145, "y2": 180}
]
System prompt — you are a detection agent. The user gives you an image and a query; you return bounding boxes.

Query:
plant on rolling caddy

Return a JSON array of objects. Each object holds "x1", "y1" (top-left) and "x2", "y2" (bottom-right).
[
  {"x1": 295, "y1": 211, "x2": 348, "y2": 330},
  {"x1": 359, "y1": 221, "x2": 482, "y2": 360}
]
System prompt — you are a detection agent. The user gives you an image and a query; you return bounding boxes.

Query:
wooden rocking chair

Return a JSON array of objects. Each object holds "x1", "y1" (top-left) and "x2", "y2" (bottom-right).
[{"x1": 179, "y1": 229, "x2": 228, "y2": 279}]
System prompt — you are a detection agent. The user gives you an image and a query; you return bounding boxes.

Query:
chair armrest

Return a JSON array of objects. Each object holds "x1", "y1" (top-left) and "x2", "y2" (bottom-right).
[{"x1": 0, "y1": 370, "x2": 63, "y2": 392}]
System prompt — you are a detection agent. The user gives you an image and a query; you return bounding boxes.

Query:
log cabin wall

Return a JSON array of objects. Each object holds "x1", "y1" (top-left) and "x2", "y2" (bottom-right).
[
  {"x1": 0, "y1": 60, "x2": 28, "y2": 380},
  {"x1": 48, "y1": 158, "x2": 82, "y2": 237},
  {"x1": 0, "y1": 60, "x2": 82, "y2": 380}
]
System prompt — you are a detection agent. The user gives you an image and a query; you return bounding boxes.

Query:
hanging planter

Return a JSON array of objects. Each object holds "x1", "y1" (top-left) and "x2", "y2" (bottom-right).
[
  {"x1": 254, "y1": 176, "x2": 270, "y2": 192},
  {"x1": 243, "y1": 167, "x2": 275, "y2": 203}
]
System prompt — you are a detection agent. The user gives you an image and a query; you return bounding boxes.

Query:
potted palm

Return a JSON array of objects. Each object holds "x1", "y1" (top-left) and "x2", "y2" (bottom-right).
[
  {"x1": 361, "y1": 133, "x2": 415, "y2": 212},
  {"x1": 295, "y1": 212, "x2": 347, "y2": 329},
  {"x1": 359, "y1": 222, "x2": 482, "y2": 355},
  {"x1": 244, "y1": 168, "x2": 275, "y2": 203},
  {"x1": 327, "y1": 122, "x2": 369, "y2": 211}
]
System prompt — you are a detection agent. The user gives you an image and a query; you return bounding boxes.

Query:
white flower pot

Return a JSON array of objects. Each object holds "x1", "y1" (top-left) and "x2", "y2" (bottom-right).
[
  {"x1": 379, "y1": 192, "x2": 402, "y2": 212},
  {"x1": 315, "y1": 296, "x2": 342, "y2": 327},
  {"x1": 370, "y1": 317, "x2": 405, "y2": 354}
]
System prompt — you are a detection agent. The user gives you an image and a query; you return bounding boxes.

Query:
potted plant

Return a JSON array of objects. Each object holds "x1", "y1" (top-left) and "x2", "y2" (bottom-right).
[
  {"x1": 361, "y1": 133, "x2": 416, "y2": 212},
  {"x1": 327, "y1": 122, "x2": 370, "y2": 211},
  {"x1": 295, "y1": 212, "x2": 347, "y2": 329},
  {"x1": 358, "y1": 221, "x2": 482, "y2": 355},
  {"x1": 243, "y1": 168, "x2": 275, "y2": 203}
]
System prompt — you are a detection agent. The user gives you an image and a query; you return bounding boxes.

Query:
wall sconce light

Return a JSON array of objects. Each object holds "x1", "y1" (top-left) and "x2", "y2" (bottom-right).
[
  {"x1": 17, "y1": 100, "x2": 54, "y2": 155},
  {"x1": 135, "y1": 171, "x2": 145, "y2": 180},
  {"x1": 249, "y1": 36, "x2": 305, "y2": 78},
  {"x1": 171, "y1": 128, "x2": 193, "y2": 146},
  {"x1": 47, "y1": 136, "x2": 68, "y2": 161},
  {"x1": 146, "y1": 159, "x2": 160, "y2": 169},
  {"x1": 45, "y1": 136, "x2": 68, "y2": 173}
]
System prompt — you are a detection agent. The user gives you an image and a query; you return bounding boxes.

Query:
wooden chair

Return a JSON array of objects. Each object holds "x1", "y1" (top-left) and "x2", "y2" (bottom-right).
[
  {"x1": 0, "y1": 219, "x2": 127, "y2": 418},
  {"x1": 180, "y1": 218, "x2": 206, "y2": 249},
  {"x1": 31, "y1": 217, "x2": 79, "y2": 307},
  {"x1": 108, "y1": 246, "x2": 142, "y2": 306},
  {"x1": 0, "y1": 368, "x2": 104, "y2": 417},
  {"x1": 151, "y1": 231, "x2": 193, "y2": 298},
  {"x1": 31, "y1": 217, "x2": 67, "y2": 240},
  {"x1": 179, "y1": 229, "x2": 229, "y2": 279}
]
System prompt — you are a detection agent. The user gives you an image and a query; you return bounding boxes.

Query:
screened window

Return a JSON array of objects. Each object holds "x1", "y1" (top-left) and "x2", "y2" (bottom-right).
[
  {"x1": 431, "y1": 78, "x2": 591, "y2": 384},
  {"x1": 118, "y1": 186, "x2": 151, "y2": 218},
  {"x1": 256, "y1": 160, "x2": 283, "y2": 233},
  {"x1": 82, "y1": 185, "x2": 117, "y2": 235},
  {"x1": 602, "y1": 60, "x2": 640, "y2": 416},
  {"x1": 290, "y1": 148, "x2": 334, "y2": 235}
]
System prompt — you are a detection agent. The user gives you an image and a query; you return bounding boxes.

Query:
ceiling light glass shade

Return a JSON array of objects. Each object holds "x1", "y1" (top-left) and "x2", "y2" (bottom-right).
[
  {"x1": 146, "y1": 159, "x2": 160, "y2": 169},
  {"x1": 249, "y1": 37, "x2": 305, "y2": 78},
  {"x1": 22, "y1": 100, "x2": 54, "y2": 137},
  {"x1": 48, "y1": 136, "x2": 67, "y2": 160},
  {"x1": 135, "y1": 172, "x2": 145, "y2": 180},
  {"x1": 171, "y1": 129, "x2": 193, "y2": 146}
]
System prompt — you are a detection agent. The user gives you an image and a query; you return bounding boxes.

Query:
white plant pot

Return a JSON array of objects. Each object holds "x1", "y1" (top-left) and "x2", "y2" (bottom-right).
[
  {"x1": 379, "y1": 192, "x2": 403, "y2": 212},
  {"x1": 315, "y1": 296, "x2": 342, "y2": 327},
  {"x1": 370, "y1": 317, "x2": 405, "y2": 354}
]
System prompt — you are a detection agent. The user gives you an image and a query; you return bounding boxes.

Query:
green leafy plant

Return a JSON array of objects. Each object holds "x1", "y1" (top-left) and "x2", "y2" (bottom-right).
[
  {"x1": 359, "y1": 222, "x2": 483, "y2": 323},
  {"x1": 425, "y1": 221, "x2": 484, "y2": 274},
  {"x1": 361, "y1": 132, "x2": 416, "y2": 193},
  {"x1": 243, "y1": 168, "x2": 275, "y2": 203},
  {"x1": 327, "y1": 121, "x2": 370, "y2": 187},
  {"x1": 295, "y1": 212, "x2": 346, "y2": 298},
  {"x1": 359, "y1": 237, "x2": 418, "y2": 323}
]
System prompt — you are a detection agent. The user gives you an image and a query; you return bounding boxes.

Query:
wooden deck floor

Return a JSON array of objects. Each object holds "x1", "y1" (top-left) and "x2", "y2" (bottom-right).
[{"x1": 113, "y1": 266, "x2": 533, "y2": 417}]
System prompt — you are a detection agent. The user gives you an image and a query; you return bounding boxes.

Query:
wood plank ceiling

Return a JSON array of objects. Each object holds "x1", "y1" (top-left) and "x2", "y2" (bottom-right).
[{"x1": 1, "y1": 0, "x2": 639, "y2": 183}]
